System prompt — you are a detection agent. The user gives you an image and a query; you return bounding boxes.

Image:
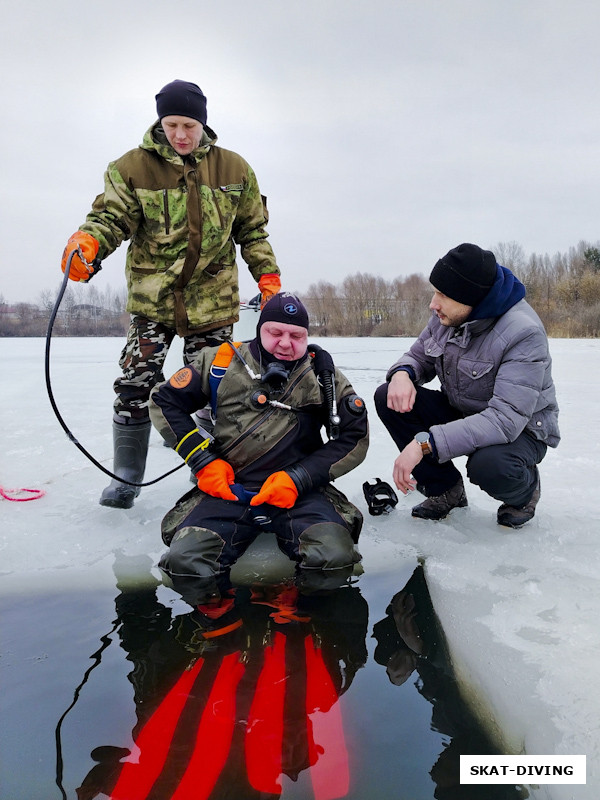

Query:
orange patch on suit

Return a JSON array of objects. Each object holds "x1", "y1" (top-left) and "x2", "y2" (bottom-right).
[{"x1": 169, "y1": 367, "x2": 193, "y2": 389}]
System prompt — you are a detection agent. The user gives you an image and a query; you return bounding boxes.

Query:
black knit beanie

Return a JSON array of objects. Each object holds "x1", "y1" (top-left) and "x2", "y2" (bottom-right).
[
  {"x1": 258, "y1": 292, "x2": 310, "y2": 332},
  {"x1": 155, "y1": 80, "x2": 207, "y2": 125},
  {"x1": 429, "y1": 243, "x2": 497, "y2": 307}
]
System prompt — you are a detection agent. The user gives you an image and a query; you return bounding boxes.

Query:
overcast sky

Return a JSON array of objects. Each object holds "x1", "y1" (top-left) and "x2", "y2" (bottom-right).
[{"x1": 1, "y1": 0, "x2": 599, "y2": 305}]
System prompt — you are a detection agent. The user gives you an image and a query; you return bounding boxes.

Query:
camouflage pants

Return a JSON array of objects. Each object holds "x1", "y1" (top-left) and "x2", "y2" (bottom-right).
[{"x1": 114, "y1": 315, "x2": 233, "y2": 420}]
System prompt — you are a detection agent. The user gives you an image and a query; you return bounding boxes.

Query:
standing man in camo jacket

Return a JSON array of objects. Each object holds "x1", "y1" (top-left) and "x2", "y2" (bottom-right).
[{"x1": 61, "y1": 79, "x2": 281, "y2": 508}]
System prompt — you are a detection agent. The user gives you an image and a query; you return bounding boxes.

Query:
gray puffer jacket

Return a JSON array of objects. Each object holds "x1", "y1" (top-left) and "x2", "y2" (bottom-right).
[{"x1": 387, "y1": 298, "x2": 560, "y2": 463}]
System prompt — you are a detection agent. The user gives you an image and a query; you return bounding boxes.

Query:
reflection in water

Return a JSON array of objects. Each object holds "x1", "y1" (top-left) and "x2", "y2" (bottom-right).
[
  {"x1": 63, "y1": 562, "x2": 529, "y2": 799},
  {"x1": 372, "y1": 565, "x2": 527, "y2": 800},
  {"x1": 75, "y1": 576, "x2": 368, "y2": 800}
]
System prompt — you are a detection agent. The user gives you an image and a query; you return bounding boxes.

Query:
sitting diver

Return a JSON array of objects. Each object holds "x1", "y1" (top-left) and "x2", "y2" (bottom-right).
[{"x1": 149, "y1": 292, "x2": 368, "y2": 630}]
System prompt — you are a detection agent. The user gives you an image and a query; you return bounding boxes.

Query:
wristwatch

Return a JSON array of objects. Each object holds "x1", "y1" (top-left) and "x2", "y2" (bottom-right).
[{"x1": 415, "y1": 431, "x2": 432, "y2": 456}]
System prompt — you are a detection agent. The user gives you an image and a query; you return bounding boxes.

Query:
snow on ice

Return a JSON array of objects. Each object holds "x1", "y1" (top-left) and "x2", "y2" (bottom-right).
[{"x1": 1, "y1": 329, "x2": 599, "y2": 800}]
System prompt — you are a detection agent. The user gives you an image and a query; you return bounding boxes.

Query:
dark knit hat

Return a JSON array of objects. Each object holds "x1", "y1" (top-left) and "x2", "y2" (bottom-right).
[
  {"x1": 429, "y1": 243, "x2": 497, "y2": 307},
  {"x1": 155, "y1": 80, "x2": 207, "y2": 125},
  {"x1": 258, "y1": 292, "x2": 310, "y2": 331}
]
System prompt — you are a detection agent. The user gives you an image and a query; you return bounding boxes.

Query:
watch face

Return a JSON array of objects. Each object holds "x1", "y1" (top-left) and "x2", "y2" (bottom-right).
[{"x1": 416, "y1": 432, "x2": 429, "y2": 444}]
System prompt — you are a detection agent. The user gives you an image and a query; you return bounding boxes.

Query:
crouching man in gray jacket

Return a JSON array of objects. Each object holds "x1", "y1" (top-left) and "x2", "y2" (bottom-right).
[{"x1": 374, "y1": 243, "x2": 560, "y2": 528}]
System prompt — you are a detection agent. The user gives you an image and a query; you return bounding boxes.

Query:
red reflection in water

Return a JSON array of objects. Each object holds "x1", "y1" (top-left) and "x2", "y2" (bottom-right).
[
  {"x1": 305, "y1": 635, "x2": 349, "y2": 800},
  {"x1": 171, "y1": 652, "x2": 245, "y2": 799},
  {"x1": 109, "y1": 657, "x2": 204, "y2": 799},
  {"x1": 105, "y1": 593, "x2": 354, "y2": 800},
  {"x1": 246, "y1": 631, "x2": 287, "y2": 793}
]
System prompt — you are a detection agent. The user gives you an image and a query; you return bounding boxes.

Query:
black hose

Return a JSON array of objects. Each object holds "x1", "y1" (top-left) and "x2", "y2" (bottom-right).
[
  {"x1": 307, "y1": 344, "x2": 340, "y2": 439},
  {"x1": 54, "y1": 618, "x2": 120, "y2": 798},
  {"x1": 44, "y1": 251, "x2": 184, "y2": 487}
]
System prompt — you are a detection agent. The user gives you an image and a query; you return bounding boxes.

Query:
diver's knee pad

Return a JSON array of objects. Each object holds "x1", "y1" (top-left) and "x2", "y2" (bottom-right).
[
  {"x1": 162, "y1": 525, "x2": 225, "y2": 577},
  {"x1": 298, "y1": 522, "x2": 360, "y2": 571},
  {"x1": 158, "y1": 525, "x2": 227, "y2": 606}
]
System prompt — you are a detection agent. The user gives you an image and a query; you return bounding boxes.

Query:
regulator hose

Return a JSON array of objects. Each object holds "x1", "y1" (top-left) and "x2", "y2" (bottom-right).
[
  {"x1": 307, "y1": 344, "x2": 340, "y2": 440},
  {"x1": 44, "y1": 251, "x2": 185, "y2": 487}
]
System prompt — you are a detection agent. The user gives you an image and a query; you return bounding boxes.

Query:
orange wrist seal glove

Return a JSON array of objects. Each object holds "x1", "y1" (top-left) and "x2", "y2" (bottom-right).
[
  {"x1": 250, "y1": 471, "x2": 298, "y2": 509},
  {"x1": 196, "y1": 459, "x2": 238, "y2": 501},
  {"x1": 61, "y1": 231, "x2": 100, "y2": 282},
  {"x1": 258, "y1": 273, "x2": 281, "y2": 308}
]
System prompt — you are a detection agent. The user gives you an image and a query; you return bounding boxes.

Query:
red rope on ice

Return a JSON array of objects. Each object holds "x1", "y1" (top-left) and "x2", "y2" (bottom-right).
[{"x1": 0, "y1": 486, "x2": 46, "y2": 502}]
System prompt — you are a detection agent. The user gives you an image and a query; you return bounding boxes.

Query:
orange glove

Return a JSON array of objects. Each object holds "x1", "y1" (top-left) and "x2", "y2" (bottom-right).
[
  {"x1": 196, "y1": 459, "x2": 238, "y2": 501},
  {"x1": 258, "y1": 273, "x2": 281, "y2": 308},
  {"x1": 250, "y1": 471, "x2": 298, "y2": 509},
  {"x1": 61, "y1": 231, "x2": 99, "y2": 282}
]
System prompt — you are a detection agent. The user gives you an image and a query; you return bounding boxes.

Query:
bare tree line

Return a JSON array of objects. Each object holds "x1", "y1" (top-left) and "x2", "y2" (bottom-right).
[
  {"x1": 303, "y1": 272, "x2": 433, "y2": 337},
  {"x1": 494, "y1": 240, "x2": 600, "y2": 337},
  {"x1": 2, "y1": 240, "x2": 600, "y2": 337},
  {"x1": 303, "y1": 240, "x2": 600, "y2": 338},
  {"x1": 0, "y1": 282, "x2": 130, "y2": 337}
]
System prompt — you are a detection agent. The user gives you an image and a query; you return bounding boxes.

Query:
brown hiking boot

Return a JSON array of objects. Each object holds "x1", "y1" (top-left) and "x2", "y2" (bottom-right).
[
  {"x1": 497, "y1": 471, "x2": 541, "y2": 528},
  {"x1": 412, "y1": 477, "x2": 468, "y2": 520}
]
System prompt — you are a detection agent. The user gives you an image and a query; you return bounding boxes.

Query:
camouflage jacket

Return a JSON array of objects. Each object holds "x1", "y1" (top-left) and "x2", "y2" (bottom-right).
[
  {"x1": 80, "y1": 124, "x2": 279, "y2": 336},
  {"x1": 149, "y1": 342, "x2": 369, "y2": 492}
]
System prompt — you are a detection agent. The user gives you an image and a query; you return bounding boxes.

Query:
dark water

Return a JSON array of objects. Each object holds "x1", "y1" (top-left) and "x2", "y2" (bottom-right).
[{"x1": 0, "y1": 559, "x2": 526, "y2": 800}]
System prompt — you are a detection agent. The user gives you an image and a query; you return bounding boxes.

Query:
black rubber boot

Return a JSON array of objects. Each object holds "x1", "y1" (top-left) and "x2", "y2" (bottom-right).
[
  {"x1": 99, "y1": 417, "x2": 151, "y2": 509},
  {"x1": 412, "y1": 476, "x2": 468, "y2": 520}
]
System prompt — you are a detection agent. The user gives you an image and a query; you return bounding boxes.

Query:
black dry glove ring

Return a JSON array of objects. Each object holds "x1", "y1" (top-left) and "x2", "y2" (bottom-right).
[{"x1": 285, "y1": 463, "x2": 313, "y2": 495}]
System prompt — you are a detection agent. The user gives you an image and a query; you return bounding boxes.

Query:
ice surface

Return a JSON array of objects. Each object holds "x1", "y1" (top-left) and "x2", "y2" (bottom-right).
[{"x1": 1, "y1": 331, "x2": 599, "y2": 800}]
